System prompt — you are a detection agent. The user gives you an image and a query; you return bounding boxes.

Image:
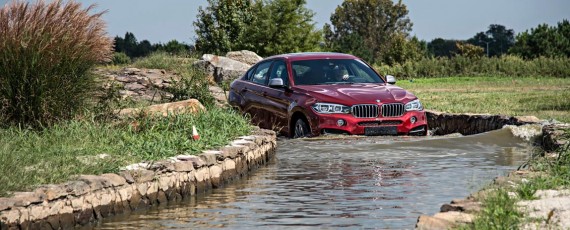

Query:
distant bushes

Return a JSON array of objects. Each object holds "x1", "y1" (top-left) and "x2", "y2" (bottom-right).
[
  {"x1": 0, "y1": 0, "x2": 113, "y2": 127},
  {"x1": 375, "y1": 56, "x2": 570, "y2": 79},
  {"x1": 112, "y1": 52, "x2": 131, "y2": 65}
]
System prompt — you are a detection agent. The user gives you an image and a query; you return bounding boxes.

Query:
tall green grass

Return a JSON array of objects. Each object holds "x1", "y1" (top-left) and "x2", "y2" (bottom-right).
[
  {"x1": 0, "y1": 0, "x2": 113, "y2": 127},
  {"x1": 375, "y1": 56, "x2": 570, "y2": 79},
  {"x1": 0, "y1": 107, "x2": 252, "y2": 197}
]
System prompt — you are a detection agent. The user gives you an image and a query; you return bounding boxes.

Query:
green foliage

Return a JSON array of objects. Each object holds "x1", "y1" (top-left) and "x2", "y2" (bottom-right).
[
  {"x1": 469, "y1": 189, "x2": 522, "y2": 229},
  {"x1": 154, "y1": 40, "x2": 192, "y2": 57},
  {"x1": 194, "y1": 0, "x2": 254, "y2": 55},
  {"x1": 510, "y1": 20, "x2": 570, "y2": 59},
  {"x1": 375, "y1": 56, "x2": 570, "y2": 79},
  {"x1": 467, "y1": 24, "x2": 516, "y2": 57},
  {"x1": 243, "y1": 0, "x2": 321, "y2": 56},
  {"x1": 456, "y1": 42, "x2": 485, "y2": 58},
  {"x1": 133, "y1": 52, "x2": 215, "y2": 107},
  {"x1": 193, "y1": 0, "x2": 321, "y2": 56},
  {"x1": 0, "y1": 0, "x2": 113, "y2": 128},
  {"x1": 112, "y1": 52, "x2": 132, "y2": 65},
  {"x1": 0, "y1": 108, "x2": 252, "y2": 196},
  {"x1": 427, "y1": 38, "x2": 459, "y2": 58},
  {"x1": 114, "y1": 32, "x2": 152, "y2": 58},
  {"x1": 166, "y1": 67, "x2": 216, "y2": 108},
  {"x1": 324, "y1": 0, "x2": 414, "y2": 64}
]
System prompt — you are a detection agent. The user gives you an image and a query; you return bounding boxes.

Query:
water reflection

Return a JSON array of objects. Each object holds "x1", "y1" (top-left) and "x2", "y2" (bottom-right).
[{"x1": 92, "y1": 128, "x2": 530, "y2": 229}]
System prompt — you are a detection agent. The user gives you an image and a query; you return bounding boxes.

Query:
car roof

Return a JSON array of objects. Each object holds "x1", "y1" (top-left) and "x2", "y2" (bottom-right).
[{"x1": 263, "y1": 52, "x2": 358, "y2": 61}]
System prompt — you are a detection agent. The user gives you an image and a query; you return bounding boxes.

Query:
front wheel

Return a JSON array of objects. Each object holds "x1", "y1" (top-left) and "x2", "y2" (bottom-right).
[{"x1": 293, "y1": 118, "x2": 310, "y2": 138}]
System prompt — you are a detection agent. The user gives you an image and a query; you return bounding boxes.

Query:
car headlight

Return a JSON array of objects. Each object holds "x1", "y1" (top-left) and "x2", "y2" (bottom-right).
[
  {"x1": 405, "y1": 99, "x2": 423, "y2": 111},
  {"x1": 312, "y1": 103, "x2": 351, "y2": 114}
]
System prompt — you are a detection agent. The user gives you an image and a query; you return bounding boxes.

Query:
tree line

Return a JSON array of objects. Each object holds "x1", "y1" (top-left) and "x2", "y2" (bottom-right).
[{"x1": 115, "y1": 0, "x2": 570, "y2": 65}]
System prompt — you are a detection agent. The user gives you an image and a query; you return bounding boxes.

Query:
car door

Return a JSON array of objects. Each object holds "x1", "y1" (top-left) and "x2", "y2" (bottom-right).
[
  {"x1": 262, "y1": 60, "x2": 293, "y2": 133},
  {"x1": 240, "y1": 60, "x2": 273, "y2": 128}
]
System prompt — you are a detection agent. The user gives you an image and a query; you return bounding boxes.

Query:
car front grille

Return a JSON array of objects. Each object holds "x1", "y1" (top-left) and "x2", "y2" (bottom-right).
[
  {"x1": 351, "y1": 104, "x2": 379, "y2": 118},
  {"x1": 381, "y1": 103, "x2": 405, "y2": 117}
]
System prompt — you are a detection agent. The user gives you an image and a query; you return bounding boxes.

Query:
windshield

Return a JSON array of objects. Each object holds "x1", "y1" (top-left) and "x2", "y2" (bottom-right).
[{"x1": 291, "y1": 59, "x2": 384, "y2": 85}]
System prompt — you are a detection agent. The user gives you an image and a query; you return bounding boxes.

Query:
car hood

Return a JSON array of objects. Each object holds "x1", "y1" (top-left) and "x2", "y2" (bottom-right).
[{"x1": 294, "y1": 83, "x2": 417, "y2": 105}]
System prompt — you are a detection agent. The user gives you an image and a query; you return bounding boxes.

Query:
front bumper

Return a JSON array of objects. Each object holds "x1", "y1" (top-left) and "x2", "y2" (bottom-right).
[{"x1": 309, "y1": 110, "x2": 428, "y2": 136}]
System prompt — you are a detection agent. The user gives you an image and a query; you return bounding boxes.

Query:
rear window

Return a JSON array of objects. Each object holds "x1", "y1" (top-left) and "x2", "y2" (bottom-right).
[{"x1": 291, "y1": 59, "x2": 384, "y2": 85}]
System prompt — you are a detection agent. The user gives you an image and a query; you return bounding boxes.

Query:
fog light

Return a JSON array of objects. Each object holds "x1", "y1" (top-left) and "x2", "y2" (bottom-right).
[
  {"x1": 337, "y1": 119, "x2": 346, "y2": 127},
  {"x1": 410, "y1": 116, "x2": 417, "y2": 124}
]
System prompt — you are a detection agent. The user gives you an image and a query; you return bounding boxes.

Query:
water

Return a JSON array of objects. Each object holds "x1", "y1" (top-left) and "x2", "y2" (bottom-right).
[{"x1": 91, "y1": 127, "x2": 531, "y2": 229}]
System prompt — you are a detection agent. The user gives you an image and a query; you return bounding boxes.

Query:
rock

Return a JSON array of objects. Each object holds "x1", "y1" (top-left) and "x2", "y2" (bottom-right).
[
  {"x1": 415, "y1": 215, "x2": 454, "y2": 230},
  {"x1": 115, "y1": 99, "x2": 206, "y2": 118},
  {"x1": 542, "y1": 124, "x2": 570, "y2": 152},
  {"x1": 209, "y1": 85, "x2": 228, "y2": 107},
  {"x1": 195, "y1": 54, "x2": 251, "y2": 83},
  {"x1": 77, "y1": 175, "x2": 113, "y2": 191},
  {"x1": 225, "y1": 50, "x2": 262, "y2": 65},
  {"x1": 433, "y1": 211, "x2": 475, "y2": 223},
  {"x1": 100, "y1": 173, "x2": 127, "y2": 187}
]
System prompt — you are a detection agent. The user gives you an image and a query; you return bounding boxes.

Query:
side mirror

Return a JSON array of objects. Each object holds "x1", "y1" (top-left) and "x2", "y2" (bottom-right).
[
  {"x1": 268, "y1": 78, "x2": 285, "y2": 88},
  {"x1": 386, "y1": 75, "x2": 396, "y2": 84}
]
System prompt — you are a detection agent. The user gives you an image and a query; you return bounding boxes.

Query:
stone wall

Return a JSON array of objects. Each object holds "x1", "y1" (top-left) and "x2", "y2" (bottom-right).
[
  {"x1": 0, "y1": 128, "x2": 276, "y2": 229},
  {"x1": 427, "y1": 110, "x2": 540, "y2": 136}
]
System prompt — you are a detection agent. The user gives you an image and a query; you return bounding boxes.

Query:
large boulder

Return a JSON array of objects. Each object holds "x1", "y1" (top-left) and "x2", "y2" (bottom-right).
[
  {"x1": 115, "y1": 99, "x2": 206, "y2": 118},
  {"x1": 194, "y1": 54, "x2": 251, "y2": 84},
  {"x1": 226, "y1": 50, "x2": 263, "y2": 65}
]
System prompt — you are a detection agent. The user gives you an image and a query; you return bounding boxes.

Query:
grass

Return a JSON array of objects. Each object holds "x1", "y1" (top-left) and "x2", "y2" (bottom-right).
[
  {"x1": 0, "y1": 107, "x2": 252, "y2": 197},
  {"x1": 459, "y1": 128, "x2": 570, "y2": 229},
  {"x1": 397, "y1": 76, "x2": 570, "y2": 123}
]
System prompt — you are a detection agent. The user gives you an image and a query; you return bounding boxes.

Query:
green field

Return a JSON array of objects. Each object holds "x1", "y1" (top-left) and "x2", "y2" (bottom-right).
[{"x1": 398, "y1": 76, "x2": 570, "y2": 123}]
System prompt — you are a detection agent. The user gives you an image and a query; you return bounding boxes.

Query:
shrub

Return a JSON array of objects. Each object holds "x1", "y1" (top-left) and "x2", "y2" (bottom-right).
[
  {"x1": 0, "y1": 0, "x2": 113, "y2": 127},
  {"x1": 111, "y1": 52, "x2": 131, "y2": 65},
  {"x1": 375, "y1": 56, "x2": 570, "y2": 79}
]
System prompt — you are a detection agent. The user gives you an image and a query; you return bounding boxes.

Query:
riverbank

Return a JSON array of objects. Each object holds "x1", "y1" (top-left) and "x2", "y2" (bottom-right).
[
  {"x1": 416, "y1": 122, "x2": 570, "y2": 229},
  {"x1": 0, "y1": 127, "x2": 276, "y2": 229}
]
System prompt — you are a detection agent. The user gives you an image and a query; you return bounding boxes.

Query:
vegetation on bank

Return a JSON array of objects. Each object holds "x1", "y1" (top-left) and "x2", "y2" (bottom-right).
[
  {"x1": 460, "y1": 128, "x2": 570, "y2": 229},
  {"x1": 0, "y1": 1, "x2": 251, "y2": 198},
  {"x1": 376, "y1": 55, "x2": 570, "y2": 79},
  {"x1": 0, "y1": 0, "x2": 113, "y2": 127},
  {"x1": 0, "y1": 108, "x2": 252, "y2": 197},
  {"x1": 398, "y1": 76, "x2": 570, "y2": 123}
]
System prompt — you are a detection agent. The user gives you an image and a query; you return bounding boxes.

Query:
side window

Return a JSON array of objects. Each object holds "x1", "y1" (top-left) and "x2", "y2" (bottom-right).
[
  {"x1": 269, "y1": 60, "x2": 289, "y2": 86},
  {"x1": 244, "y1": 67, "x2": 255, "y2": 81},
  {"x1": 251, "y1": 61, "x2": 272, "y2": 85}
]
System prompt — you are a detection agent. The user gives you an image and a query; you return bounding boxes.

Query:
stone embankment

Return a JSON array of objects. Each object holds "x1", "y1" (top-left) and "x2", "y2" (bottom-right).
[
  {"x1": 416, "y1": 122, "x2": 570, "y2": 230},
  {"x1": 0, "y1": 128, "x2": 276, "y2": 229},
  {"x1": 426, "y1": 110, "x2": 541, "y2": 136}
]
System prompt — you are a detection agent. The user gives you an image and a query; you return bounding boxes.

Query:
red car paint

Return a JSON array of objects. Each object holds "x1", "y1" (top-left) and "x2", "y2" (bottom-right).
[{"x1": 228, "y1": 52, "x2": 428, "y2": 137}]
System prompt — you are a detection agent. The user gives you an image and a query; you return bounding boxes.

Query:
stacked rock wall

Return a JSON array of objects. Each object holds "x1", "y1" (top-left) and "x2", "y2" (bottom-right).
[{"x1": 0, "y1": 129, "x2": 276, "y2": 229}]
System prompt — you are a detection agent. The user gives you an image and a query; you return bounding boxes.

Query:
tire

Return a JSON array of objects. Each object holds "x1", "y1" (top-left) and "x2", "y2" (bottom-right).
[{"x1": 293, "y1": 118, "x2": 310, "y2": 138}]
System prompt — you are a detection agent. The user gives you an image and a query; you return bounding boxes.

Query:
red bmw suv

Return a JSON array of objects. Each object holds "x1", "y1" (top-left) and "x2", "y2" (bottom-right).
[{"x1": 229, "y1": 52, "x2": 427, "y2": 138}]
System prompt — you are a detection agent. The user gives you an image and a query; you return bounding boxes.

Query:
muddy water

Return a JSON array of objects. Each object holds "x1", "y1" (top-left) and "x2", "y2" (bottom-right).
[{"x1": 92, "y1": 128, "x2": 531, "y2": 229}]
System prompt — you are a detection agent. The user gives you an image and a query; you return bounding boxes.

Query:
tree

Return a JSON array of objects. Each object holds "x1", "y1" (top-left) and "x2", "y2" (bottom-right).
[
  {"x1": 243, "y1": 0, "x2": 321, "y2": 56},
  {"x1": 427, "y1": 38, "x2": 459, "y2": 58},
  {"x1": 193, "y1": 0, "x2": 254, "y2": 55},
  {"x1": 468, "y1": 24, "x2": 515, "y2": 57},
  {"x1": 324, "y1": 0, "x2": 412, "y2": 64},
  {"x1": 509, "y1": 20, "x2": 570, "y2": 59},
  {"x1": 193, "y1": 0, "x2": 321, "y2": 56},
  {"x1": 456, "y1": 42, "x2": 484, "y2": 58}
]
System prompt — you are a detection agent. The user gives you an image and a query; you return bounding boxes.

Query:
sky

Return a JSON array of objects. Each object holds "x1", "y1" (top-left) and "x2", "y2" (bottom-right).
[{"x1": 1, "y1": 0, "x2": 569, "y2": 44}]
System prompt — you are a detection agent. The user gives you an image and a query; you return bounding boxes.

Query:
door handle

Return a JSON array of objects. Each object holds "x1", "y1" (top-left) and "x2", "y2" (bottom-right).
[{"x1": 262, "y1": 91, "x2": 268, "y2": 96}]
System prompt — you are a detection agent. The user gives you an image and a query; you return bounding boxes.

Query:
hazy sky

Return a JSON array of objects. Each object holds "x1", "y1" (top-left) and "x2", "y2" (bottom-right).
[{"x1": 2, "y1": 0, "x2": 569, "y2": 44}]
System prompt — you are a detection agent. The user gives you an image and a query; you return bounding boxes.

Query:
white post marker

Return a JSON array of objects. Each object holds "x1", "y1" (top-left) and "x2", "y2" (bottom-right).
[{"x1": 192, "y1": 125, "x2": 200, "y2": 141}]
